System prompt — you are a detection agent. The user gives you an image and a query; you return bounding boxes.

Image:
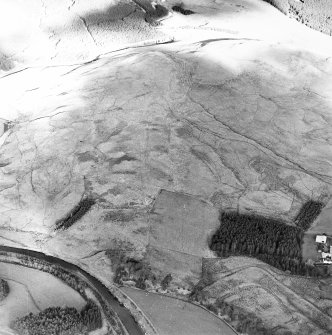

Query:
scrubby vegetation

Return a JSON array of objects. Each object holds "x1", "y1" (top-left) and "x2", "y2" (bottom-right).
[
  {"x1": 0, "y1": 278, "x2": 9, "y2": 300},
  {"x1": 150, "y1": 4, "x2": 169, "y2": 19},
  {"x1": 161, "y1": 274, "x2": 172, "y2": 290},
  {"x1": 105, "y1": 244, "x2": 158, "y2": 290},
  {"x1": 264, "y1": 0, "x2": 332, "y2": 35},
  {"x1": 110, "y1": 254, "x2": 157, "y2": 290},
  {"x1": 55, "y1": 197, "x2": 95, "y2": 230},
  {"x1": 295, "y1": 200, "x2": 324, "y2": 231},
  {"x1": 209, "y1": 212, "x2": 329, "y2": 277},
  {"x1": 190, "y1": 282, "x2": 272, "y2": 335},
  {"x1": 12, "y1": 300, "x2": 102, "y2": 335},
  {"x1": 172, "y1": 5, "x2": 195, "y2": 15},
  {"x1": 208, "y1": 299, "x2": 269, "y2": 335}
]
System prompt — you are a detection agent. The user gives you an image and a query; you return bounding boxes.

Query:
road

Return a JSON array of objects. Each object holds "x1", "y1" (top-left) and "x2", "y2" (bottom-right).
[{"x1": 0, "y1": 245, "x2": 144, "y2": 335}]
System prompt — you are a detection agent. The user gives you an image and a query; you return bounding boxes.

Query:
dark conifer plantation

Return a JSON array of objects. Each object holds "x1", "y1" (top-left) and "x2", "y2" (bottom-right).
[
  {"x1": 209, "y1": 212, "x2": 328, "y2": 277},
  {"x1": 294, "y1": 200, "x2": 324, "y2": 231},
  {"x1": 12, "y1": 300, "x2": 102, "y2": 335}
]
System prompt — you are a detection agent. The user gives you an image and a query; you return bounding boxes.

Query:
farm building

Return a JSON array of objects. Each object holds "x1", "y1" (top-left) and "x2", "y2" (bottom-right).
[
  {"x1": 316, "y1": 235, "x2": 327, "y2": 243},
  {"x1": 321, "y1": 252, "x2": 332, "y2": 264}
]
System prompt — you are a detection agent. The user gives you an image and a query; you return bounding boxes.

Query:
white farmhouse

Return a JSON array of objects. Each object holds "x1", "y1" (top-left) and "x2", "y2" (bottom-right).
[
  {"x1": 316, "y1": 235, "x2": 327, "y2": 243},
  {"x1": 321, "y1": 252, "x2": 332, "y2": 264}
]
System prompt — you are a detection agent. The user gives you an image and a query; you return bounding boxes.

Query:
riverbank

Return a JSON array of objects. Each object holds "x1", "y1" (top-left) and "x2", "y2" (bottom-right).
[{"x1": 0, "y1": 246, "x2": 151, "y2": 335}]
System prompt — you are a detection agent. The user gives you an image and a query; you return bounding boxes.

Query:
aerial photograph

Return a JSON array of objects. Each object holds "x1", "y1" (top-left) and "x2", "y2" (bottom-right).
[{"x1": 0, "y1": 0, "x2": 331, "y2": 334}]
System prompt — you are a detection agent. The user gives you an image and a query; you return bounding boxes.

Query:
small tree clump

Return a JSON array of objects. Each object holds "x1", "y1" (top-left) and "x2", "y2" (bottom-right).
[
  {"x1": 172, "y1": 5, "x2": 195, "y2": 15},
  {"x1": 55, "y1": 197, "x2": 95, "y2": 230},
  {"x1": 295, "y1": 200, "x2": 324, "y2": 231},
  {"x1": 0, "y1": 278, "x2": 9, "y2": 301},
  {"x1": 161, "y1": 274, "x2": 172, "y2": 290},
  {"x1": 12, "y1": 300, "x2": 102, "y2": 335}
]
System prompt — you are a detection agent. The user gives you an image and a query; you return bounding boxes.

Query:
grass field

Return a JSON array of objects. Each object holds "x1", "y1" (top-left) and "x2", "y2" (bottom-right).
[
  {"x1": 307, "y1": 198, "x2": 332, "y2": 235},
  {"x1": 122, "y1": 286, "x2": 237, "y2": 335},
  {"x1": 147, "y1": 189, "x2": 219, "y2": 287},
  {"x1": 0, "y1": 263, "x2": 86, "y2": 331},
  {"x1": 301, "y1": 198, "x2": 332, "y2": 267},
  {"x1": 146, "y1": 246, "x2": 202, "y2": 286},
  {"x1": 149, "y1": 190, "x2": 219, "y2": 257},
  {"x1": 302, "y1": 233, "x2": 320, "y2": 262}
]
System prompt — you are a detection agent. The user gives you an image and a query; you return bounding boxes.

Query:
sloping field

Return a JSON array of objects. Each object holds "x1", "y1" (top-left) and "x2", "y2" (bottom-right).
[
  {"x1": 0, "y1": 262, "x2": 85, "y2": 330},
  {"x1": 302, "y1": 198, "x2": 332, "y2": 264},
  {"x1": 122, "y1": 286, "x2": 237, "y2": 335},
  {"x1": 307, "y1": 198, "x2": 332, "y2": 235},
  {"x1": 147, "y1": 189, "x2": 219, "y2": 285},
  {"x1": 146, "y1": 246, "x2": 202, "y2": 285},
  {"x1": 203, "y1": 257, "x2": 332, "y2": 335},
  {"x1": 149, "y1": 190, "x2": 219, "y2": 257}
]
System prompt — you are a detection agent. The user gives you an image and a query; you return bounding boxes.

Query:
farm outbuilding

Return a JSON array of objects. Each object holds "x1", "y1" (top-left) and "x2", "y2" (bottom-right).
[
  {"x1": 321, "y1": 252, "x2": 332, "y2": 264},
  {"x1": 316, "y1": 235, "x2": 327, "y2": 243}
]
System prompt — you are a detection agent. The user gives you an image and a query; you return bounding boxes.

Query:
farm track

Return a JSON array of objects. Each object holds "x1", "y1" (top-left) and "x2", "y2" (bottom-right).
[
  {"x1": 0, "y1": 276, "x2": 42, "y2": 312},
  {"x1": 211, "y1": 262, "x2": 324, "y2": 309}
]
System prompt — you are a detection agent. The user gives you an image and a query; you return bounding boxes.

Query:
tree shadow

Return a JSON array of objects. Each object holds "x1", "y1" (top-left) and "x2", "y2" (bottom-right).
[
  {"x1": 44, "y1": 0, "x2": 171, "y2": 56},
  {"x1": 49, "y1": 1, "x2": 169, "y2": 35},
  {"x1": 0, "y1": 49, "x2": 14, "y2": 72}
]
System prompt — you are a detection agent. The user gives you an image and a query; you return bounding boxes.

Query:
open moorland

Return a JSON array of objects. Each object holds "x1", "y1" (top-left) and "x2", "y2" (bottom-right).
[{"x1": 0, "y1": 0, "x2": 331, "y2": 334}]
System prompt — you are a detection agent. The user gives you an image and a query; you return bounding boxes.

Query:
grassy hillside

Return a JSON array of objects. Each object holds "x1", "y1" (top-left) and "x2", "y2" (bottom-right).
[{"x1": 264, "y1": 0, "x2": 332, "y2": 35}]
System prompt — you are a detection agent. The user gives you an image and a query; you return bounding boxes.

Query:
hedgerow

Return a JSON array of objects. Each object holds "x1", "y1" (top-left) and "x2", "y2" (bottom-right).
[{"x1": 190, "y1": 284, "x2": 272, "y2": 335}]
